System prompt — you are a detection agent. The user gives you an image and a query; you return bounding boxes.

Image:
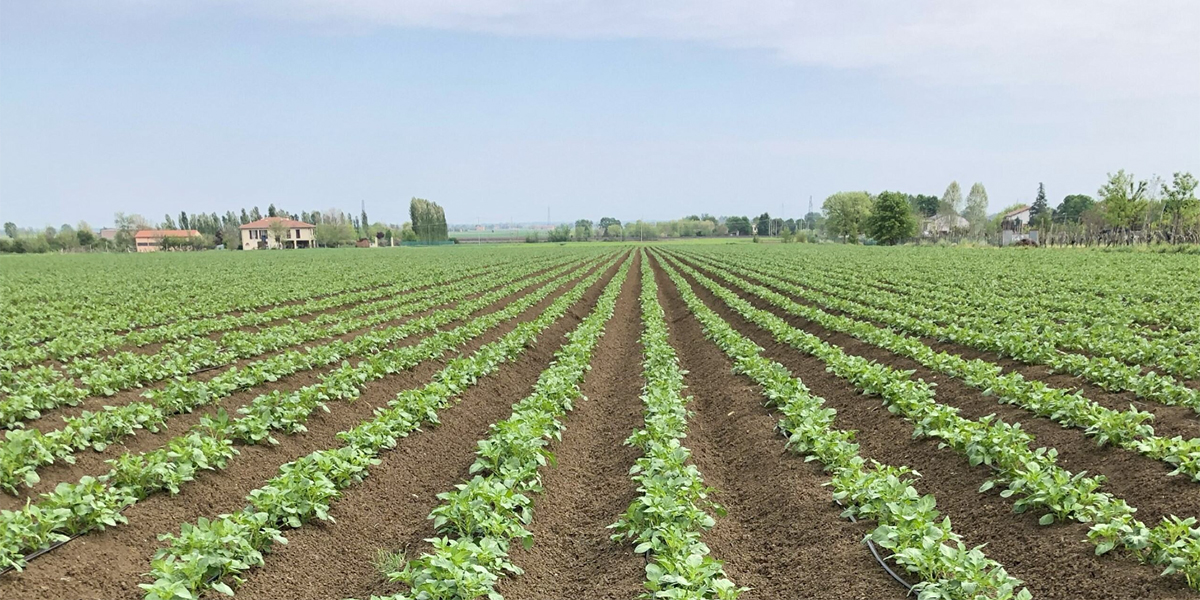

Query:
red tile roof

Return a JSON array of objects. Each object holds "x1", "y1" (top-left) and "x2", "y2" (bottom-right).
[
  {"x1": 133, "y1": 229, "x2": 202, "y2": 239},
  {"x1": 240, "y1": 216, "x2": 315, "y2": 230}
]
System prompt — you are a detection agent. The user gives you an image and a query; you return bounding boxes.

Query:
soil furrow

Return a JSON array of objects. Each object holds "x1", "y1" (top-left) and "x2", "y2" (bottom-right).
[
  {"x1": 493, "y1": 253, "x2": 646, "y2": 600},
  {"x1": 232, "y1": 255, "x2": 627, "y2": 600},
  {"x1": 676, "y1": 254, "x2": 1200, "y2": 523},
  {"x1": 651, "y1": 256, "x2": 906, "y2": 600},
  {"x1": 0, "y1": 267, "x2": 570, "y2": 510},
  {"x1": 665, "y1": 256, "x2": 1193, "y2": 600},
  {"x1": 0, "y1": 256, "x2": 622, "y2": 600}
]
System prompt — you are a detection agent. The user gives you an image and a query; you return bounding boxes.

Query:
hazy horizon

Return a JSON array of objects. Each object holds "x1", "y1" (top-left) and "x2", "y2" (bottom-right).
[{"x1": 2, "y1": 1, "x2": 1198, "y2": 229}]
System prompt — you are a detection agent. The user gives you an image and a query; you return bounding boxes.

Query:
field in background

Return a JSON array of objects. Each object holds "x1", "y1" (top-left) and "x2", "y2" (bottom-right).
[{"x1": 1, "y1": 243, "x2": 1198, "y2": 600}]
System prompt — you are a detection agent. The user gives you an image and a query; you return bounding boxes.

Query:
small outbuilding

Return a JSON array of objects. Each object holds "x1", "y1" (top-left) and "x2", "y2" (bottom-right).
[
  {"x1": 134, "y1": 229, "x2": 202, "y2": 252},
  {"x1": 240, "y1": 217, "x2": 316, "y2": 249}
]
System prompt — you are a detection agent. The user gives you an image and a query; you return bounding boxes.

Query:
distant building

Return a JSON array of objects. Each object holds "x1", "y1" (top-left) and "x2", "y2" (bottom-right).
[
  {"x1": 133, "y1": 229, "x2": 202, "y2": 252},
  {"x1": 922, "y1": 214, "x2": 970, "y2": 236},
  {"x1": 1001, "y1": 205, "x2": 1032, "y2": 230},
  {"x1": 240, "y1": 217, "x2": 316, "y2": 249},
  {"x1": 98, "y1": 228, "x2": 119, "y2": 241}
]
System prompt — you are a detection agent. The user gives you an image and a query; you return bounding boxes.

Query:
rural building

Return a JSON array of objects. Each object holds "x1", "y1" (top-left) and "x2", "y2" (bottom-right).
[
  {"x1": 922, "y1": 214, "x2": 970, "y2": 236},
  {"x1": 1001, "y1": 205, "x2": 1032, "y2": 230},
  {"x1": 240, "y1": 217, "x2": 316, "y2": 249},
  {"x1": 133, "y1": 229, "x2": 202, "y2": 252}
]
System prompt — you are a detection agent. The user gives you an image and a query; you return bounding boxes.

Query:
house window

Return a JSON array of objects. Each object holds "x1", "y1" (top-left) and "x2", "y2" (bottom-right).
[
  {"x1": 287, "y1": 229, "x2": 292, "y2": 239},
  {"x1": 295, "y1": 229, "x2": 300, "y2": 238}
]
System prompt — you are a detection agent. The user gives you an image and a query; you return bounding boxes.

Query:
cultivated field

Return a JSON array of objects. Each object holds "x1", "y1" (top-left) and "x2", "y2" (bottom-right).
[{"x1": 0, "y1": 243, "x2": 1198, "y2": 600}]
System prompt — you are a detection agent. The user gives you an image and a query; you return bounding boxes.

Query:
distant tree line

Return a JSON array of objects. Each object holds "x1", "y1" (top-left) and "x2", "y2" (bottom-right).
[{"x1": 1, "y1": 197, "x2": 453, "y2": 253}]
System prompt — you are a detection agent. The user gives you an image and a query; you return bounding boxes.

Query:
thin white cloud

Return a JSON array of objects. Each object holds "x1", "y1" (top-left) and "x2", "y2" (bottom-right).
[{"x1": 208, "y1": 0, "x2": 1200, "y2": 95}]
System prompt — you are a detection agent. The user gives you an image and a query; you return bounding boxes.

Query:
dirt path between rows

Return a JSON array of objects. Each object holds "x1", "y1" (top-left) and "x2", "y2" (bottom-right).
[
  {"x1": 0, "y1": 262, "x2": 577, "y2": 510},
  {"x1": 663, "y1": 255, "x2": 1194, "y2": 600},
  {"x1": 235, "y1": 254, "x2": 629, "y2": 600},
  {"x1": 0, "y1": 256, "x2": 623, "y2": 600},
  {"x1": 651, "y1": 256, "x2": 906, "y2": 600},
  {"x1": 494, "y1": 253, "x2": 646, "y2": 600},
  {"x1": 673, "y1": 255, "x2": 1200, "y2": 526}
]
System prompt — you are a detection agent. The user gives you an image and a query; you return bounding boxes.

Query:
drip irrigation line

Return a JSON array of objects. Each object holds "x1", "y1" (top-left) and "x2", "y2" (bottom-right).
[
  {"x1": 833, "y1": 498, "x2": 915, "y2": 592},
  {"x1": 0, "y1": 504, "x2": 133, "y2": 578}
]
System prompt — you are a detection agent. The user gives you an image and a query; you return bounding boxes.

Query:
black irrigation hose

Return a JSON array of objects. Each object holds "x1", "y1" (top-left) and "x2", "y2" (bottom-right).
[
  {"x1": 0, "y1": 505, "x2": 131, "y2": 578},
  {"x1": 769, "y1": 420, "x2": 914, "y2": 592},
  {"x1": 833, "y1": 498, "x2": 916, "y2": 593}
]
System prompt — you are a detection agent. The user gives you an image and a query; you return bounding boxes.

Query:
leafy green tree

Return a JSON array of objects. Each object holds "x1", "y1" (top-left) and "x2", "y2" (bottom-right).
[
  {"x1": 909, "y1": 194, "x2": 939, "y2": 218},
  {"x1": 574, "y1": 219, "x2": 593, "y2": 241},
  {"x1": 220, "y1": 221, "x2": 241, "y2": 249},
  {"x1": 755, "y1": 212, "x2": 772, "y2": 236},
  {"x1": 725, "y1": 216, "x2": 752, "y2": 236},
  {"x1": 250, "y1": 206, "x2": 262, "y2": 221},
  {"x1": 1098, "y1": 169, "x2": 1149, "y2": 230},
  {"x1": 162, "y1": 214, "x2": 177, "y2": 230},
  {"x1": 866, "y1": 191, "x2": 916, "y2": 245},
  {"x1": 547, "y1": 224, "x2": 572, "y2": 242},
  {"x1": 964, "y1": 183, "x2": 990, "y2": 234},
  {"x1": 940, "y1": 181, "x2": 963, "y2": 216},
  {"x1": 268, "y1": 204, "x2": 278, "y2": 218},
  {"x1": 409, "y1": 198, "x2": 448, "y2": 242},
  {"x1": 1161, "y1": 171, "x2": 1199, "y2": 233},
  {"x1": 803, "y1": 212, "x2": 820, "y2": 230},
  {"x1": 599, "y1": 217, "x2": 621, "y2": 237},
  {"x1": 822, "y1": 191, "x2": 872, "y2": 243},
  {"x1": 178, "y1": 211, "x2": 189, "y2": 230},
  {"x1": 3, "y1": 222, "x2": 16, "y2": 239},
  {"x1": 268, "y1": 219, "x2": 290, "y2": 247},
  {"x1": 1053, "y1": 194, "x2": 1094, "y2": 223}
]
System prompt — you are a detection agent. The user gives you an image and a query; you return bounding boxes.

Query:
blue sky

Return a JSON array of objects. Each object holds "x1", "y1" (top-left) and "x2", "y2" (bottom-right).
[{"x1": 2, "y1": 1, "x2": 1198, "y2": 228}]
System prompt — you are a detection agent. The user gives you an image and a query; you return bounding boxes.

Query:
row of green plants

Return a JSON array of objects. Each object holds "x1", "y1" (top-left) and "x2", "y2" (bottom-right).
[
  {"x1": 0, "y1": 257, "x2": 565, "y2": 427},
  {"x1": 796, "y1": 247, "x2": 1200, "y2": 345},
  {"x1": 653, "y1": 251, "x2": 1030, "y2": 600},
  {"x1": 356, "y1": 255, "x2": 632, "y2": 600},
  {"x1": 0, "y1": 249, "x2": 497, "y2": 351},
  {"x1": 0, "y1": 259, "x2": 507, "y2": 370},
  {"x1": 607, "y1": 254, "x2": 745, "y2": 599},
  {"x1": 730, "y1": 244, "x2": 1197, "y2": 341},
  {"x1": 680, "y1": 251, "x2": 1200, "y2": 480},
  {"x1": 0, "y1": 257, "x2": 597, "y2": 495},
  {"x1": 717, "y1": 251, "x2": 1200, "y2": 409},
  {"x1": 0, "y1": 253, "x2": 621, "y2": 573},
  {"x1": 760, "y1": 252, "x2": 1200, "y2": 379},
  {"x1": 139, "y1": 254, "x2": 632, "y2": 600},
  {"x1": 662, "y1": 253, "x2": 1200, "y2": 591},
  {"x1": 3, "y1": 256, "x2": 563, "y2": 421}
]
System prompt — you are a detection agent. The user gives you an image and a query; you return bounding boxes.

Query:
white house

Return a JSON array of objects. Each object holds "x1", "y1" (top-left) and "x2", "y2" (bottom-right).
[
  {"x1": 1001, "y1": 205, "x2": 1032, "y2": 230},
  {"x1": 240, "y1": 217, "x2": 316, "y2": 249},
  {"x1": 922, "y1": 214, "x2": 970, "y2": 236}
]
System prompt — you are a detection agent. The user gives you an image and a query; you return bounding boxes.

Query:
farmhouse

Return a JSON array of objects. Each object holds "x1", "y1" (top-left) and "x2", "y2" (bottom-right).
[
  {"x1": 1001, "y1": 205, "x2": 1032, "y2": 230},
  {"x1": 922, "y1": 214, "x2": 970, "y2": 236},
  {"x1": 240, "y1": 216, "x2": 316, "y2": 249},
  {"x1": 133, "y1": 229, "x2": 202, "y2": 252}
]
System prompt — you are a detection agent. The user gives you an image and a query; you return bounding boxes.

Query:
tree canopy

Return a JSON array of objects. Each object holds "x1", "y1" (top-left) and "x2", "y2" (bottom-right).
[{"x1": 866, "y1": 191, "x2": 916, "y2": 245}]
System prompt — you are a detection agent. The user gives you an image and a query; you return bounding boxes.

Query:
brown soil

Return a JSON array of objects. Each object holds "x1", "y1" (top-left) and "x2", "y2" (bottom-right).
[
  {"x1": 659, "y1": 254, "x2": 1195, "y2": 600},
  {"x1": 652, "y1": 258, "x2": 906, "y2": 600},
  {"x1": 674, "y1": 255, "x2": 1200, "y2": 523},
  {"x1": 0, "y1": 255, "x2": 624, "y2": 600},
  {"x1": 492, "y1": 253, "x2": 646, "y2": 600},
  {"x1": 741, "y1": 259, "x2": 1200, "y2": 424},
  {"x1": 0, "y1": 268, "x2": 569, "y2": 511},
  {"x1": 7, "y1": 263, "x2": 558, "y2": 431},
  {"x1": 229, "y1": 254, "x2": 628, "y2": 600}
]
